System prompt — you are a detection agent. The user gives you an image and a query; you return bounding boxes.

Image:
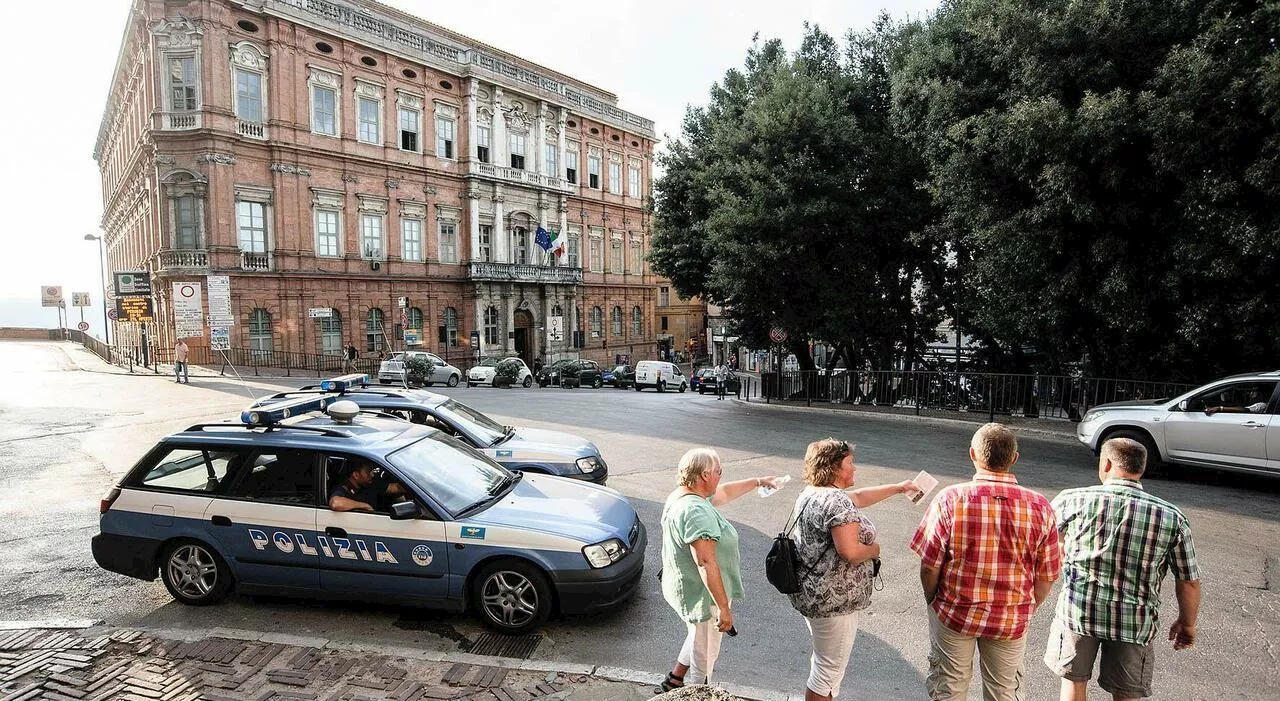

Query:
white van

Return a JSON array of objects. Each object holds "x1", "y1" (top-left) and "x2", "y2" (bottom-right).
[{"x1": 634, "y1": 361, "x2": 688, "y2": 393}]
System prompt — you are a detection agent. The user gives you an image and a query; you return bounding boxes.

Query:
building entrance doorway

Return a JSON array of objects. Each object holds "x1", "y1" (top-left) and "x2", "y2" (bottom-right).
[{"x1": 513, "y1": 309, "x2": 535, "y2": 369}]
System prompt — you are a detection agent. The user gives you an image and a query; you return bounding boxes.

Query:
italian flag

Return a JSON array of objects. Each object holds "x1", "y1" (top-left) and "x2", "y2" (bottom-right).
[{"x1": 549, "y1": 229, "x2": 565, "y2": 258}]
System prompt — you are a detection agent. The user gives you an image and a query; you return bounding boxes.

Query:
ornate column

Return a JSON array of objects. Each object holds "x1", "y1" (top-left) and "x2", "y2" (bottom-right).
[
  {"x1": 467, "y1": 78, "x2": 478, "y2": 160},
  {"x1": 557, "y1": 108, "x2": 568, "y2": 184},
  {"x1": 465, "y1": 185, "x2": 481, "y2": 262},
  {"x1": 493, "y1": 87, "x2": 507, "y2": 170},
  {"x1": 492, "y1": 185, "x2": 506, "y2": 263},
  {"x1": 535, "y1": 100, "x2": 547, "y2": 178}
]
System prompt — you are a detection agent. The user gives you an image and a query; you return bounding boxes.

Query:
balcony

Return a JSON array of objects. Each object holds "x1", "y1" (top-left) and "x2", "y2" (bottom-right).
[
  {"x1": 241, "y1": 251, "x2": 273, "y2": 271},
  {"x1": 236, "y1": 119, "x2": 267, "y2": 140},
  {"x1": 155, "y1": 249, "x2": 210, "y2": 274},
  {"x1": 467, "y1": 162, "x2": 574, "y2": 192},
  {"x1": 469, "y1": 262, "x2": 582, "y2": 285},
  {"x1": 162, "y1": 112, "x2": 201, "y2": 130}
]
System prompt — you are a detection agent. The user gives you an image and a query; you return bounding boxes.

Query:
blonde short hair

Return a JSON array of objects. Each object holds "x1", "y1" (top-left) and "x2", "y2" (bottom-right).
[
  {"x1": 1101, "y1": 437, "x2": 1147, "y2": 475},
  {"x1": 677, "y1": 448, "x2": 721, "y2": 487},
  {"x1": 804, "y1": 438, "x2": 851, "y2": 487},
  {"x1": 971, "y1": 423, "x2": 1018, "y2": 471}
]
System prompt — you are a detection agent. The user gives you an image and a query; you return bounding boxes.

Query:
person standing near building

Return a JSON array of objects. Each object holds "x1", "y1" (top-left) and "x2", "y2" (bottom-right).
[
  {"x1": 909, "y1": 423, "x2": 1061, "y2": 700},
  {"x1": 715, "y1": 363, "x2": 728, "y2": 400},
  {"x1": 344, "y1": 344, "x2": 358, "y2": 373},
  {"x1": 1044, "y1": 437, "x2": 1201, "y2": 701},
  {"x1": 172, "y1": 339, "x2": 189, "y2": 384}
]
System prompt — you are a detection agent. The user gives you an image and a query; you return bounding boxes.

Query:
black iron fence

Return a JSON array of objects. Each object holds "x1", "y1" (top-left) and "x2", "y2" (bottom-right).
[{"x1": 748, "y1": 370, "x2": 1195, "y2": 421}]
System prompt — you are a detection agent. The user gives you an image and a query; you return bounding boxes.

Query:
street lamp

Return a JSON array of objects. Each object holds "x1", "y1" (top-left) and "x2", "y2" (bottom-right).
[{"x1": 84, "y1": 234, "x2": 110, "y2": 345}]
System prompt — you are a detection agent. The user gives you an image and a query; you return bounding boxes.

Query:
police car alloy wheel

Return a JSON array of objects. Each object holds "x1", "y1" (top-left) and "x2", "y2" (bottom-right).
[
  {"x1": 473, "y1": 560, "x2": 552, "y2": 634},
  {"x1": 160, "y1": 540, "x2": 231, "y2": 606},
  {"x1": 448, "y1": 374, "x2": 460, "y2": 387}
]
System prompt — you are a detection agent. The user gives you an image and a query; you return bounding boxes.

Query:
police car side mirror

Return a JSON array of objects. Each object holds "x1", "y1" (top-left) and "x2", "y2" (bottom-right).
[{"x1": 389, "y1": 501, "x2": 421, "y2": 520}]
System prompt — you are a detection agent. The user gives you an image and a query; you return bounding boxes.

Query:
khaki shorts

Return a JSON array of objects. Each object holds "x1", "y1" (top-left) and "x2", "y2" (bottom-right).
[{"x1": 1044, "y1": 617, "x2": 1154, "y2": 698}]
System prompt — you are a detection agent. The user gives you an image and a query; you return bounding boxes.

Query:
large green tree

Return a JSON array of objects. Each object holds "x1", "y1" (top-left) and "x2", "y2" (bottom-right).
[{"x1": 893, "y1": 0, "x2": 1280, "y2": 381}]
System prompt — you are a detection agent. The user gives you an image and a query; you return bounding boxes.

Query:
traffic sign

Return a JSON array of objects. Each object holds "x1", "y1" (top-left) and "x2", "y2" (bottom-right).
[
  {"x1": 307, "y1": 307, "x2": 333, "y2": 318},
  {"x1": 71, "y1": 292, "x2": 91, "y2": 307},
  {"x1": 210, "y1": 327, "x2": 231, "y2": 351},
  {"x1": 107, "y1": 308, "x2": 118, "y2": 321},
  {"x1": 769, "y1": 327, "x2": 788, "y2": 344},
  {"x1": 206, "y1": 275, "x2": 233, "y2": 326},
  {"x1": 77, "y1": 321, "x2": 90, "y2": 332},
  {"x1": 173, "y1": 282, "x2": 203, "y2": 338},
  {"x1": 114, "y1": 272, "x2": 152, "y2": 296},
  {"x1": 41, "y1": 286, "x2": 63, "y2": 308},
  {"x1": 116, "y1": 296, "x2": 154, "y2": 322}
]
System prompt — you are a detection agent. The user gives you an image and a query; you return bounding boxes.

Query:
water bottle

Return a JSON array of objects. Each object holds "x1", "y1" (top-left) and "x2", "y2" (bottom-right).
[{"x1": 758, "y1": 474, "x2": 792, "y2": 497}]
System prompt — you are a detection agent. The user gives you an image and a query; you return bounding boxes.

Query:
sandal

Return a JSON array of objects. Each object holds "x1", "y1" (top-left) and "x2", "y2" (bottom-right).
[{"x1": 655, "y1": 671, "x2": 685, "y2": 693}]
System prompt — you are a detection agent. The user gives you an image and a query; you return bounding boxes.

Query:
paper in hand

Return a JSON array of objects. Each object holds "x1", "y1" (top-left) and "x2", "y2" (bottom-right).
[{"x1": 908, "y1": 470, "x2": 939, "y2": 504}]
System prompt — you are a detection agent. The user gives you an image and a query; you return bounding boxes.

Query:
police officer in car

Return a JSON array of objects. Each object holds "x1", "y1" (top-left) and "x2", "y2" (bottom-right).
[{"x1": 329, "y1": 461, "x2": 406, "y2": 512}]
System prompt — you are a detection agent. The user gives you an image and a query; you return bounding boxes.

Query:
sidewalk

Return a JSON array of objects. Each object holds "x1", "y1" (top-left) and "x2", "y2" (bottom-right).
[{"x1": 0, "y1": 624, "x2": 762, "y2": 701}]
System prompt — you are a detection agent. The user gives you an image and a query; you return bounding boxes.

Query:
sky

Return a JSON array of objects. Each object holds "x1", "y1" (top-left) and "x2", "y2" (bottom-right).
[{"x1": 0, "y1": 0, "x2": 939, "y2": 338}]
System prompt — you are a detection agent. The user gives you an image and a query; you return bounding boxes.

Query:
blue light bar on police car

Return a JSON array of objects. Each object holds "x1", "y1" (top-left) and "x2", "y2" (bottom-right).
[
  {"x1": 241, "y1": 396, "x2": 330, "y2": 426},
  {"x1": 319, "y1": 374, "x2": 371, "y2": 393}
]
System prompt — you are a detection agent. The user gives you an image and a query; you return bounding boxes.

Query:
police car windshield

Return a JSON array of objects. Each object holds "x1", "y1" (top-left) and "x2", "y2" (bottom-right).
[
  {"x1": 386, "y1": 434, "x2": 508, "y2": 516},
  {"x1": 432, "y1": 400, "x2": 506, "y2": 445}
]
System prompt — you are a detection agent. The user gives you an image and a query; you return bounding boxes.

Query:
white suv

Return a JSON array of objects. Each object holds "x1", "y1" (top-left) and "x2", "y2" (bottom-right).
[
  {"x1": 634, "y1": 361, "x2": 688, "y2": 393},
  {"x1": 1076, "y1": 371, "x2": 1280, "y2": 476}
]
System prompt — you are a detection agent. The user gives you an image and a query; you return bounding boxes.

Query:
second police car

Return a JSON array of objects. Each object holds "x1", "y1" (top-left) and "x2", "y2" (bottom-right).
[
  {"x1": 90, "y1": 392, "x2": 645, "y2": 634},
  {"x1": 257, "y1": 375, "x2": 608, "y2": 484}
]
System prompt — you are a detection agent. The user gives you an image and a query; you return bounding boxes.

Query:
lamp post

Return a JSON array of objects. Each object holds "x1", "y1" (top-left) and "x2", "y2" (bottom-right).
[{"x1": 83, "y1": 234, "x2": 110, "y2": 345}]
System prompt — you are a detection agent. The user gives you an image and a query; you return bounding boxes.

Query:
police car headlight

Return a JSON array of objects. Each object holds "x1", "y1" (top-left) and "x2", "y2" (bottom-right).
[
  {"x1": 576, "y1": 456, "x2": 603, "y2": 473},
  {"x1": 583, "y1": 538, "x2": 627, "y2": 568}
]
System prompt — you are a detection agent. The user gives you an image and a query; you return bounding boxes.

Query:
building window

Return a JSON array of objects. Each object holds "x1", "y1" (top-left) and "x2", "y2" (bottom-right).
[
  {"x1": 629, "y1": 242, "x2": 642, "y2": 273},
  {"x1": 661, "y1": 316, "x2": 669, "y2": 331},
  {"x1": 366, "y1": 308, "x2": 385, "y2": 352},
  {"x1": 358, "y1": 97, "x2": 380, "y2": 144},
  {"x1": 608, "y1": 156, "x2": 622, "y2": 195},
  {"x1": 402, "y1": 219, "x2": 422, "y2": 261},
  {"x1": 477, "y1": 126, "x2": 490, "y2": 163},
  {"x1": 168, "y1": 56, "x2": 198, "y2": 111},
  {"x1": 567, "y1": 232, "x2": 580, "y2": 268},
  {"x1": 237, "y1": 201, "x2": 267, "y2": 253},
  {"x1": 511, "y1": 227, "x2": 528, "y2": 264},
  {"x1": 360, "y1": 214, "x2": 384, "y2": 258},
  {"x1": 610, "y1": 239, "x2": 623, "y2": 273},
  {"x1": 312, "y1": 85, "x2": 337, "y2": 136},
  {"x1": 484, "y1": 306, "x2": 499, "y2": 346},
  {"x1": 479, "y1": 224, "x2": 492, "y2": 262},
  {"x1": 509, "y1": 133, "x2": 526, "y2": 170},
  {"x1": 315, "y1": 209, "x2": 339, "y2": 257},
  {"x1": 234, "y1": 68, "x2": 263, "y2": 123},
  {"x1": 588, "y1": 149, "x2": 601, "y2": 189},
  {"x1": 590, "y1": 236, "x2": 603, "y2": 272},
  {"x1": 406, "y1": 308, "x2": 423, "y2": 338},
  {"x1": 659, "y1": 286, "x2": 670, "y2": 306},
  {"x1": 437, "y1": 221, "x2": 458, "y2": 263},
  {"x1": 566, "y1": 143, "x2": 579, "y2": 184},
  {"x1": 611, "y1": 306, "x2": 623, "y2": 336},
  {"x1": 436, "y1": 115, "x2": 455, "y2": 159},
  {"x1": 544, "y1": 143, "x2": 558, "y2": 178},
  {"x1": 629, "y1": 162, "x2": 642, "y2": 197},
  {"x1": 249, "y1": 308, "x2": 273, "y2": 354},
  {"x1": 318, "y1": 311, "x2": 342, "y2": 355},
  {"x1": 439, "y1": 307, "x2": 458, "y2": 347},
  {"x1": 399, "y1": 107, "x2": 420, "y2": 152},
  {"x1": 175, "y1": 195, "x2": 199, "y2": 249},
  {"x1": 632, "y1": 306, "x2": 643, "y2": 336},
  {"x1": 590, "y1": 306, "x2": 603, "y2": 338}
]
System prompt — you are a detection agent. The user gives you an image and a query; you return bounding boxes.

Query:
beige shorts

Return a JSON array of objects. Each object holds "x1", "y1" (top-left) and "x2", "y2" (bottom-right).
[{"x1": 1044, "y1": 617, "x2": 1154, "y2": 698}]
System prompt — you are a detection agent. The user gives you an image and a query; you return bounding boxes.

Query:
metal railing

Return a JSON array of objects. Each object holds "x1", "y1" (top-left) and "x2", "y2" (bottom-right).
[{"x1": 750, "y1": 370, "x2": 1196, "y2": 421}]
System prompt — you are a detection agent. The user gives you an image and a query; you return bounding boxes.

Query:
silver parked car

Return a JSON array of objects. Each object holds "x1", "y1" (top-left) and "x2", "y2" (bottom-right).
[
  {"x1": 1076, "y1": 371, "x2": 1280, "y2": 476},
  {"x1": 378, "y1": 351, "x2": 462, "y2": 387}
]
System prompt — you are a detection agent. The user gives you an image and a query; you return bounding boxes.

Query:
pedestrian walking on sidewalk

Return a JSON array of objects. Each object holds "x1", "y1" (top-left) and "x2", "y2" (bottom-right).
[
  {"x1": 789, "y1": 439, "x2": 917, "y2": 700},
  {"x1": 173, "y1": 339, "x2": 189, "y2": 384},
  {"x1": 909, "y1": 423, "x2": 1061, "y2": 701},
  {"x1": 1044, "y1": 437, "x2": 1201, "y2": 701},
  {"x1": 344, "y1": 344, "x2": 358, "y2": 373},
  {"x1": 657, "y1": 448, "x2": 780, "y2": 692},
  {"x1": 715, "y1": 364, "x2": 728, "y2": 400}
]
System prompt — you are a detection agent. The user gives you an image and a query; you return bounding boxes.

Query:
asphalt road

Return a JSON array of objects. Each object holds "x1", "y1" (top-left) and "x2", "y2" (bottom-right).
[{"x1": 2, "y1": 340, "x2": 1278, "y2": 700}]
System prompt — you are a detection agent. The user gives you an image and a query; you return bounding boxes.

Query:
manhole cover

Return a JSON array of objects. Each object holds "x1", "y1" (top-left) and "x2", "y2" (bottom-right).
[{"x1": 466, "y1": 632, "x2": 544, "y2": 659}]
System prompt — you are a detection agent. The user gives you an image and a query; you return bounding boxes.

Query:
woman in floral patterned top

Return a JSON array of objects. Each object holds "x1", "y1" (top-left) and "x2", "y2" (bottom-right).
[{"x1": 790, "y1": 438, "x2": 916, "y2": 700}]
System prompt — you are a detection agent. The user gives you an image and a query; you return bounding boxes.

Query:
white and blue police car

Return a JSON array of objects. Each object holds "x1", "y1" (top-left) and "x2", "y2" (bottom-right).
[
  {"x1": 256, "y1": 375, "x2": 608, "y2": 484},
  {"x1": 91, "y1": 395, "x2": 645, "y2": 634}
]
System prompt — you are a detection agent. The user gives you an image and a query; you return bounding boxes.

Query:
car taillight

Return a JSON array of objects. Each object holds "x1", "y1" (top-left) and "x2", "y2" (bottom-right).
[{"x1": 100, "y1": 486, "x2": 120, "y2": 514}]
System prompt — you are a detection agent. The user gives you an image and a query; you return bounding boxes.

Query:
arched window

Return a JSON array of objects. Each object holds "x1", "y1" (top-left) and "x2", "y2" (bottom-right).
[
  {"x1": 632, "y1": 306, "x2": 643, "y2": 336},
  {"x1": 366, "y1": 308, "x2": 385, "y2": 352},
  {"x1": 249, "y1": 308, "x2": 273, "y2": 356},
  {"x1": 610, "y1": 306, "x2": 623, "y2": 336},
  {"x1": 484, "y1": 306, "x2": 499, "y2": 346},
  {"x1": 318, "y1": 309, "x2": 342, "y2": 355},
  {"x1": 440, "y1": 307, "x2": 458, "y2": 347},
  {"x1": 590, "y1": 306, "x2": 603, "y2": 338},
  {"x1": 404, "y1": 307, "x2": 423, "y2": 346}
]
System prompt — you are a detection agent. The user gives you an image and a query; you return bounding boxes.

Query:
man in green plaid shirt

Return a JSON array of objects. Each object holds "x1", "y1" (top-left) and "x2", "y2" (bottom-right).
[{"x1": 1044, "y1": 438, "x2": 1202, "y2": 700}]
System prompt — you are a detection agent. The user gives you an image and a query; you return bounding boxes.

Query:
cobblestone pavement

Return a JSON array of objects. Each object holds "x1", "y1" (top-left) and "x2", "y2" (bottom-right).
[{"x1": 0, "y1": 628, "x2": 682, "y2": 701}]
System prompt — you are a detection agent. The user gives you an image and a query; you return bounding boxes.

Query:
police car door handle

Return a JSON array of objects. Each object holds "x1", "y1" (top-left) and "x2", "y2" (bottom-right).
[
  {"x1": 325, "y1": 526, "x2": 348, "y2": 538},
  {"x1": 210, "y1": 515, "x2": 232, "y2": 527}
]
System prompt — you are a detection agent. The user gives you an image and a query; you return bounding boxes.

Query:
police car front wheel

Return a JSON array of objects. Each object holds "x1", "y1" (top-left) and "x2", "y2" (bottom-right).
[
  {"x1": 160, "y1": 540, "x2": 231, "y2": 606},
  {"x1": 473, "y1": 560, "x2": 552, "y2": 634}
]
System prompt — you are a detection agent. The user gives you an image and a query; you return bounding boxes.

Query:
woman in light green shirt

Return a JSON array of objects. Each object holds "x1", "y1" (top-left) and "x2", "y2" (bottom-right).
[{"x1": 658, "y1": 447, "x2": 779, "y2": 691}]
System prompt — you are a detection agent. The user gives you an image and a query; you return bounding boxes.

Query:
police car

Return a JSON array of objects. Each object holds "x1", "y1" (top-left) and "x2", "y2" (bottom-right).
[
  {"x1": 90, "y1": 394, "x2": 646, "y2": 634},
  {"x1": 257, "y1": 375, "x2": 608, "y2": 484}
]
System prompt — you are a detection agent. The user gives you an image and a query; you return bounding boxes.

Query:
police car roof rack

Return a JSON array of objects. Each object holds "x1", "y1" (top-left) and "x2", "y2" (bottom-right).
[{"x1": 183, "y1": 423, "x2": 352, "y2": 438}]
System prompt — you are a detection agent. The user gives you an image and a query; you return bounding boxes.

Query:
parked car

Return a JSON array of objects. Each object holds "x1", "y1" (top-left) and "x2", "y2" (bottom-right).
[
  {"x1": 562, "y1": 359, "x2": 605, "y2": 389},
  {"x1": 634, "y1": 360, "x2": 688, "y2": 393},
  {"x1": 603, "y1": 364, "x2": 635, "y2": 389},
  {"x1": 691, "y1": 368, "x2": 717, "y2": 394},
  {"x1": 468, "y1": 356, "x2": 533, "y2": 388},
  {"x1": 1076, "y1": 370, "x2": 1280, "y2": 476},
  {"x1": 378, "y1": 351, "x2": 461, "y2": 387},
  {"x1": 537, "y1": 359, "x2": 573, "y2": 388}
]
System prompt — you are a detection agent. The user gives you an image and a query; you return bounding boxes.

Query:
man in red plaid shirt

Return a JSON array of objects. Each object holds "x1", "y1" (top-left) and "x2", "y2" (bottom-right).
[{"x1": 910, "y1": 423, "x2": 1062, "y2": 700}]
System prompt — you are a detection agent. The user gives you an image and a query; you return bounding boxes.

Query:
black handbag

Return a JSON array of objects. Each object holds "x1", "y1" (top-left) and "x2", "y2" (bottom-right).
[{"x1": 765, "y1": 498, "x2": 830, "y2": 594}]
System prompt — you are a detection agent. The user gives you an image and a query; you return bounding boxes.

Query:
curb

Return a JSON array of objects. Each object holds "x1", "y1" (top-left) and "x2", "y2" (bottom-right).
[
  {"x1": 0, "y1": 621, "x2": 801, "y2": 701},
  {"x1": 731, "y1": 398, "x2": 1079, "y2": 443}
]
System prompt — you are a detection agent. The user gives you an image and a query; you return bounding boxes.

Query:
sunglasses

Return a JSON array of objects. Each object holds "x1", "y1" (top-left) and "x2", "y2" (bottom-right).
[{"x1": 839, "y1": 440, "x2": 851, "y2": 456}]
